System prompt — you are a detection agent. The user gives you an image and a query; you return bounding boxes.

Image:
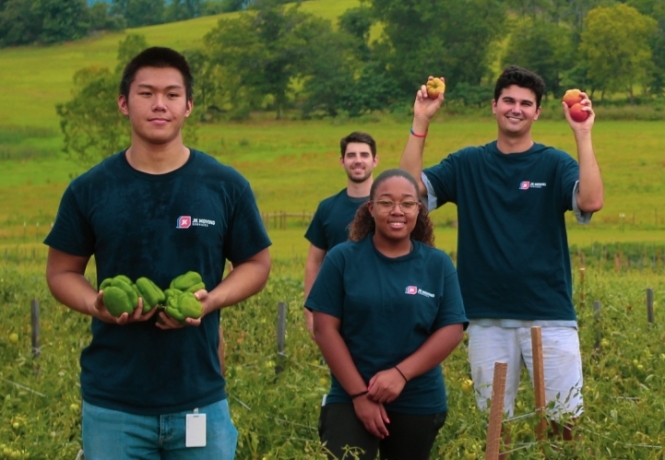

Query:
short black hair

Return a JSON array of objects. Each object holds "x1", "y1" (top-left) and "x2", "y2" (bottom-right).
[
  {"x1": 494, "y1": 66, "x2": 546, "y2": 108},
  {"x1": 340, "y1": 131, "x2": 377, "y2": 157},
  {"x1": 119, "y1": 47, "x2": 193, "y2": 101}
]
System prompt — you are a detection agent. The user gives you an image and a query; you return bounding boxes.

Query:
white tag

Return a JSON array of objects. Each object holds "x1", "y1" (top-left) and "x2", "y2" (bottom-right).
[
  {"x1": 321, "y1": 394, "x2": 327, "y2": 407},
  {"x1": 186, "y1": 412, "x2": 207, "y2": 447}
]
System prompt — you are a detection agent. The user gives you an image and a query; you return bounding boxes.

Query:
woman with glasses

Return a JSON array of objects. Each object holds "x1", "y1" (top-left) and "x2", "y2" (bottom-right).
[{"x1": 305, "y1": 168, "x2": 468, "y2": 460}]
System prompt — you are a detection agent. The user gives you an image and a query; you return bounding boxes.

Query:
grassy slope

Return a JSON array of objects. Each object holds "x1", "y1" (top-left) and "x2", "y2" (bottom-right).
[{"x1": 0, "y1": 0, "x2": 360, "y2": 129}]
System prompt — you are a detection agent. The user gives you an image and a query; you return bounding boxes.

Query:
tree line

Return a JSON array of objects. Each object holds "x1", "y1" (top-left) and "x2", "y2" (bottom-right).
[
  {"x1": 56, "y1": 0, "x2": 665, "y2": 165},
  {"x1": 0, "y1": 0, "x2": 268, "y2": 47}
]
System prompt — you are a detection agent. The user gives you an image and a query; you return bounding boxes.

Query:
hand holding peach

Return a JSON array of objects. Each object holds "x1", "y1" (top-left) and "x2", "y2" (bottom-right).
[{"x1": 426, "y1": 77, "x2": 446, "y2": 99}]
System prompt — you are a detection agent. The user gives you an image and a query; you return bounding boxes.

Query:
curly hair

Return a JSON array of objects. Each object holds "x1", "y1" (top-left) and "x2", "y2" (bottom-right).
[{"x1": 348, "y1": 169, "x2": 435, "y2": 247}]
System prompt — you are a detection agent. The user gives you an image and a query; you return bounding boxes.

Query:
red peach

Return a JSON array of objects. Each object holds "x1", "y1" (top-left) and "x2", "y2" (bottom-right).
[{"x1": 569, "y1": 103, "x2": 589, "y2": 122}]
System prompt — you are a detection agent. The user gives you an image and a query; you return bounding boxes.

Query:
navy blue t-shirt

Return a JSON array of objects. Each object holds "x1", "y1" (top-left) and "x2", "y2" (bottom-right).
[
  {"x1": 424, "y1": 141, "x2": 579, "y2": 321},
  {"x1": 306, "y1": 236, "x2": 468, "y2": 415},
  {"x1": 305, "y1": 189, "x2": 368, "y2": 250},
  {"x1": 44, "y1": 149, "x2": 271, "y2": 415}
]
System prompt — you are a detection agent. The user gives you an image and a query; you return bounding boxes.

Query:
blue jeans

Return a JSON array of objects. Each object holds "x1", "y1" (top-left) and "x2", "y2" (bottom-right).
[{"x1": 82, "y1": 399, "x2": 238, "y2": 460}]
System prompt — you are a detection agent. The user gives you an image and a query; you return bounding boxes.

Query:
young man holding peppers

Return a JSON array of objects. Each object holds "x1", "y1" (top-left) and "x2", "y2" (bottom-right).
[{"x1": 45, "y1": 47, "x2": 271, "y2": 459}]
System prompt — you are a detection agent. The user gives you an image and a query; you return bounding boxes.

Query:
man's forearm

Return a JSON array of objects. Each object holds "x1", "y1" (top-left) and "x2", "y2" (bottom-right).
[
  {"x1": 47, "y1": 272, "x2": 97, "y2": 316},
  {"x1": 575, "y1": 131, "x2": 603, "y2": 212},
  {"x1": 400, "y1": 119, "x2": 431, "y2": 197},
  {"x1": 210, "y1": 249, "x2": 271, "y2": 309}
]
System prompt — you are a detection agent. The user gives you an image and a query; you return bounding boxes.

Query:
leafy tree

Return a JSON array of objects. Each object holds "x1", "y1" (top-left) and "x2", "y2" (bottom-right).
[
  {"x1": 502, "y1": 17, "x2": 574, "y2": 98},
  {"x1": 35, "y1": 0, "x2": 90, "y2": 44},
  {"x1": 56, "y1": 66, "x2": 129, "y2": 167},
  {"x1": 208, "y1": 0, "x2": 252, "y2": 13},
  {"x1": 370, "y1": 0, "x2": 506, "y2": 99},
  {"x1": 581, "y1": 3, "x2": 657, "y2": 101},
  {"x1": 56, "y1": 35, "x2": 198, "y2": 166},
  {"x1": 89, "y1": 1, "x2": 126, "y2": 31},
  {"x1": 0, "y1": 0, "x2": 93, "y2": 46},
  {"x1": 202, "y1": 13, "x2": 266, "y2": 119},
  {"x1": 110, "y1": 0, "x2": 164, "y2": 27},
  {"x1": 0, "y1": 0, "x2": 40, "y2": 46},
  {"x1": 297, "y1": 18, "x2": 360, "y2": 117},
  {"x1": 338, "y1": 5, "x2": 374, "y2": 61},
  {"x1": 165, "y1": 0, "x2": 202, "y2": 21},
  {"x1": 203, "y1": 2, "x2": 323, "y2": 118}
]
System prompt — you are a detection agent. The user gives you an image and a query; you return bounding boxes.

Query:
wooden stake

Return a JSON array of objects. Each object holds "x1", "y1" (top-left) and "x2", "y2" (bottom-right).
[
  {"x1": 485, "y1": 361, "x2": 507, "y2": 460},
  {"x1": 531, "y1": 326, "x2": 547, "y2": 441},
  {"x1": 646, "y1": 288, "x2": 654, "y2": 323},
  {"x1": 275, "y1": 301, "x2": 287, "y2": 374}
]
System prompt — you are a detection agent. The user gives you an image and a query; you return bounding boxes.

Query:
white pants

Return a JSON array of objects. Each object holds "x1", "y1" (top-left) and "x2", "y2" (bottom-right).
[{"x1": 467, "y1": 324, "x2": 584, "y2": 421}]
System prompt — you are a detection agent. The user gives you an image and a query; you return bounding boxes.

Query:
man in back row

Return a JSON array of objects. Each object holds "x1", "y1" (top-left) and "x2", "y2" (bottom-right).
[
  {"x1": 303, "y1": 132, "x2": 379, "y2": 338},
  {"x1": 400, "y1": 66, "x2": 603, "y2": 449}
]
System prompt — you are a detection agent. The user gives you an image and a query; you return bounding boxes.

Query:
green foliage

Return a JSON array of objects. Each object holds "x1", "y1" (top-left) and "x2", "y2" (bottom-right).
[
  {"x1": 89, "y1": 1, "x2": 126, "y2": 32},
  {"x1": 581, "y1": 4, "x2": 658, "y2": 101},
  {"x1": 110, "y1": 0, "x2": 165, "y2": 27},
  {"x1": 338, "y1": 5, "x2": 373, "y2": 62},
  {"x1": 502, "y1": 17, "x2": 574, "y2": 98},
  {"x1": 2, "y1": 258, "x2": 665, "y2": 458},
  {"x1": 56, "y1": 66, "x2": 128, "y2": 167},
  {"x1": 370, "y1": 0, "x2": 506, "y2": 97},
  {"x1": 165, "y1": 0, "x2": 203, "y2": 22},
  {"x1": 0, "y1": 0, "x2": 124, "y2": 47},
  {"x1": 0, "y1": 0, "x2": 40, "y2": 46},
  {"x1": 35, "y1": 0, "x2": 91, "y2": 44}
]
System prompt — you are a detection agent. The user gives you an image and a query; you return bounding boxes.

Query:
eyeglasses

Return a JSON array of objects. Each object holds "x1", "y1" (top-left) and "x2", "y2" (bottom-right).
[{"x1": 373, "y1": 200, "x2": 420, "y2": 214}]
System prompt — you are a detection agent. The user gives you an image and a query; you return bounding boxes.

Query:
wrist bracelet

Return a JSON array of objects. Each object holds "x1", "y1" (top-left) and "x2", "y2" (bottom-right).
[
  {"x1": 394, "y1": 365, "x2": 408, "y2": 382},
  {"x1": 410, "y1": 127, "x2": 427, "y2": 138},
  {"x1": 350, "y1": 390, "x2": 368, "y2": 400}
]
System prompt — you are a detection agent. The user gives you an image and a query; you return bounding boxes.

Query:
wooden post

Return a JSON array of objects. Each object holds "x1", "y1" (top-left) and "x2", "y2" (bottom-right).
[
  {"x1": 531, "y1": 326, "x2": 547, "y2": 441},
  {"x1": 579, "y1": 267, "x2": 585, "y2": 306},
  {"x1": 594, "y1": 300, "x2": 602, "y2": 349},
  {"x1": 593, "y1": 300, "x2": 601, "y2": 321},
  {"x1": 31, "y1": 299, "x2": 40, "y2": 358},
  {"x1": 646, "y1": 288, "x2": 654, "y2": 323},
  {"x1": 31, "y1": 299, "x2": 40, "y2": 376},
  {"x1": 275, "y1": 301, "x2": 287, "y2": 374},
  {"x1": 485, "y1": 361, "x2": 507, "y2": 460}
]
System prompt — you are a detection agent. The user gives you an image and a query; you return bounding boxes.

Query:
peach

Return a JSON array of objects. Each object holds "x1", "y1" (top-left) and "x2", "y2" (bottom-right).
[
  {"x1": 426, "y1": 77, "x2": 446, "y2": 99},
  {"x1": 569, "y1": 103, "x2": 589, "y2": 122},
  {"x1": 562, "y1": 89, "x2": 583, "y2": 108}
]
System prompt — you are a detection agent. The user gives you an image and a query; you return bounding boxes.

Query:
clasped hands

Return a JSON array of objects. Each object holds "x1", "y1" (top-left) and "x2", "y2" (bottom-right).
[{"x1": 352, "y1": 367, "x2": 408, "y2": 439}]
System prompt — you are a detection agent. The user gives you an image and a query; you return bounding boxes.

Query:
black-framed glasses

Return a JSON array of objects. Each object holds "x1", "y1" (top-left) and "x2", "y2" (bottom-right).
[{"x1": 373, "y1": 200, "x2": 420, "y2": 214}]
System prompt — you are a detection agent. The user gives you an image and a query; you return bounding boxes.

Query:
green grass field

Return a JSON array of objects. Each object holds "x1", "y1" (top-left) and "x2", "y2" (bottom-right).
[{"x1": 2, "y1": 118, "x2": 664, "y2": 256}]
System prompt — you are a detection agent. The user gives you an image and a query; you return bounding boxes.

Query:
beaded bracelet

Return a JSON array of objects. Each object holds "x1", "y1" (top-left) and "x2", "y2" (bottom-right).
[{"x1": 410, "y1": 127, "x2": 427, "y2": 138}]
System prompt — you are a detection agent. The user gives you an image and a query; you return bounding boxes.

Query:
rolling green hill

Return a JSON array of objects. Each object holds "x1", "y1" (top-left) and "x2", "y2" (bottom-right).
[{"x1": 0, "y1": 0, "x2": 360, "y2": 129}]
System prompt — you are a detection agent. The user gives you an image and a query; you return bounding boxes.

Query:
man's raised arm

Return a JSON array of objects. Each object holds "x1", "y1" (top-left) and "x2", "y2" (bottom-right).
[{"x1": 399, "y1": 77, "x2": 445, "y2": 198}]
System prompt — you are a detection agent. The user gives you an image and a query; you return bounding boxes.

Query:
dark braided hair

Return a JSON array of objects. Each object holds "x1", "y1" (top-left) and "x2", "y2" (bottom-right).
[{"x1": 349, "y1": 169, "x2": 435, "y2": 247}]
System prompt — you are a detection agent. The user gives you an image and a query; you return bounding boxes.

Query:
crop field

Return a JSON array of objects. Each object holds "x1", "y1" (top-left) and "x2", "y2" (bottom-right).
[
  {"x1": 1, "y1": 254, "x2": 665, "y2": 459},
  {"x1": 2, "y1": 1, "x2": 665, "y2": 458}
]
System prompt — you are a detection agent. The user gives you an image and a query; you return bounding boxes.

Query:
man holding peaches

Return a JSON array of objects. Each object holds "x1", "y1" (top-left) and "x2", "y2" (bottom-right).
[{"x1": 400, "y1": 66, "x2": 603, "y2": 446}]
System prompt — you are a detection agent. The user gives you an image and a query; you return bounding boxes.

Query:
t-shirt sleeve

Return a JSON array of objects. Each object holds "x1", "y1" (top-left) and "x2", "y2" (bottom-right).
[
  {"x1": 224, "y1": 185, "x2": 272, "y2": 264},
  {"x1": 558, "y1": 153, "x2": 579, "y2": 211},
  {"x1": 304, "y1": 249, "x2": 344, "y2": 318},
  {"x1": 304, "y1": 203, "x2": 328, "y2": 250},
  {"x1": 44, "y1": 185, "x2": 95, "y2": 257},
  {"x1": 433, "y1": 255, "x2": 468, "y2": 331},
  {"x1": 423, "y1": 154, "x2": 458, "y2": 210}
]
